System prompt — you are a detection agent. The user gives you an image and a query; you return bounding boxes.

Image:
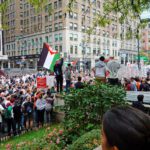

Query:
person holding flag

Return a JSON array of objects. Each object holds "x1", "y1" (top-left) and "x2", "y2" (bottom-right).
[
  {"x1": 38, "y1": 43, "x2": 63, "y2": 92},
  {"x1": 54, "y1": 57, "x2": 64, "y2": 93}
]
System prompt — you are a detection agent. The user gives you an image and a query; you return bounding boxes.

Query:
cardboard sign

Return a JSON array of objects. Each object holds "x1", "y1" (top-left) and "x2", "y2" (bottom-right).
[{"x1": 37, "y1": 77, "x2": 47, "y2": 88}]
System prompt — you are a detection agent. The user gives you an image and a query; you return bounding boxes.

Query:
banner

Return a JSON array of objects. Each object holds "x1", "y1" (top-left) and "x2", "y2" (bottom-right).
[
  {"x1": 37, "y1": 77, "x2": 47, "y2": 88},
  {"x1": 46, "y1": 75, "x2": 55, "y2": 88}
]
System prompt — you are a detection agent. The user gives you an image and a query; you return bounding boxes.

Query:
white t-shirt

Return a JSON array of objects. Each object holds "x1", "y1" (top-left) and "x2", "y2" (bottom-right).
[{"x1": 95, "y1": 61, "x2": 106, "y2": 78}]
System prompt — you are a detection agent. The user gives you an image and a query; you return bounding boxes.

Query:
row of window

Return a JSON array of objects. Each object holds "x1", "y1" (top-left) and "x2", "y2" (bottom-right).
[
  {"x1": 45, "y1": 22, "x2": 63, "y2": 33},
  {"x1": 69, "y1": 34, "x2": 78, "y2": 41}
]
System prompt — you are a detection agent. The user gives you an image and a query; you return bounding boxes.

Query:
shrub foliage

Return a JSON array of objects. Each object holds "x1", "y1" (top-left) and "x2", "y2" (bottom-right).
[
  {"x1": 69, "y1": 129, "x2": 101, "y2": 150},
  {"x1": 63, "y1": 83, "x2": 126, "y2": 142}
]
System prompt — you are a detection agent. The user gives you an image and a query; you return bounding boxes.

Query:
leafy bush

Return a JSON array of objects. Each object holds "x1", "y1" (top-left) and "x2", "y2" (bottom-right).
[
  {"x1": 63, "y1": 83, "x2": 126, "y2": 142},
  {"x1": 69, "y1": 129, "x2": 101, "y2": 150}
]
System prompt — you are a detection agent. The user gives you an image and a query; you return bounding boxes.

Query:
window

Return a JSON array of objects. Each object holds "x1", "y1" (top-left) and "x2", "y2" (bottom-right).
[
  {"x1": 82, "y1": 5, "x2": 85, "y2": 12},
  {"x1": 59, "y1": 45, "x2": 62, "y2": 52},
  {"x1": 75, "y1": 46, "x2": 78, "y2": 54},
  {"x1": 74, "y1": 2, "x2": 78, "y2": 9},
  {"x1": 45, "y1": 36, "x2": 48, "y2": 43},
  {"x1": 55, "y1": 34, "x2": 58, "y2": 42},
  {"x1": 82, "y1": 26, "x2": 85, "y2": 32},
  {"x1": 69, "y1": 23, "x2": 73, "y2": 30},
  {"x1": 59, "y1": 33, "x2": 62, "y2": 41},
  {"x1": 45, "y1": 26, "x2": 49, "y2": 32},
  {"x1": 97, "y1": 1, "x2": 101, "y2": 8},
  {"x1": 54, "y1": 12, "x2": 58, "y2": 20},
  {"x1": 59, "y1": 11, "x2": 62, "y2": 19},
  {"x1": 69, "y1": 12, "x2": 73, "y2": 18},
  {"x1": 32, "y1": 39, "x2": 34, "y2": 46},
  {"x1": 70, "y1": 33, "x2": 73, "y2": 41},
  {"x1": 54, "y1": 23, "x2": 58, "y2": 30},
  {"x1": 55, "y1": 45, "x2": 58, "y2": 51},
  {"x1": 93, "y1": 9, "x2": 96, "y2": 15},
  {"x1": 82, "y1": 15, "x2": 85, "y2": 25},
  {"x1": 49, "y1": 25, "x2": 52, "y2": 32},
  {"x1": 74, "y1": 13, "x2": 78, "y2": 19},
  {"x1": 97, "y1": 39, "x2": 100, "y2": 45},
  {"x1": 93, "y1": 38, "x2": 96, "y2": 44},
  {"x1": 49, "y1": 35, "x2": 52, "y2": 43},
  {"x1": 93, "y1": 48, "x2": 96, "y2": 55},
  {"x1": 54, "y1": 1, "x2": 58, "y2": 9},
  {"x1": 86, "y1": 7, "x2": 90, "y2": 13},
  {"x1": 74, "y1": 23, "x2": 78, "y2": 30},
  {"x1": 45, "y1": 5, "x2": 48, "y2": 12},
  {"x1": 40, "y1": 37, "x2": 42, "y2": 44},
  {"x1": 58, "y1": 0, "x2": 62, "y2": 7},
  {"x1": 59, "y1": 22, "x2": 63, "y2": 30},
  {"x1": 38, "y1": 15, "x2": 41, "y2": 22},
  {"x1": 87, "y1": 17, "x2": 90, "y2": 24},
  {"x1": 70, "y1": 45, "x2": 73, "y2": 54},
  {"x1": 45, "y1": 15, "x2": 49, "y2": 22},
  {"x1": 49, "y1": 15, "x2": 52, "y2": 21},
  {"x1": 74, "y1": 34, "x2": 78, "y2": 41}
]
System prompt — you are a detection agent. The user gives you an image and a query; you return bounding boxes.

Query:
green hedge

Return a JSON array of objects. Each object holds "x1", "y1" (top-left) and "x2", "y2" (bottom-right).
[
  {"x1": 63, "y1": 83, "x2": 126, "y2": 142},
  {"x1": 69, "y1": 129, "x2": 101, "y2": 150}
]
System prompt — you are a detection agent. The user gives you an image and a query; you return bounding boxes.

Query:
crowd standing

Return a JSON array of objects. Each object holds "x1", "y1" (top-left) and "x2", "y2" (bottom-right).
[
  {"x1": 0, "y1": 56, "x2": 150, "y2": 138},
  {"x1": 122, "y1": 77, "x2": 150, "y2": 91},
  {"x1": 0, "y1": 66, "x2": 94, "y2": 137},
  {"x1": 0, "y1": 74, "x2": 55, "y2": 137}
]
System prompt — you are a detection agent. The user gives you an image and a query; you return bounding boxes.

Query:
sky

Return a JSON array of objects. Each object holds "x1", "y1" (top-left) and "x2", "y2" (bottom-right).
[{"x1": 141, "y1": 10, "x2": 150, "y2": 19}]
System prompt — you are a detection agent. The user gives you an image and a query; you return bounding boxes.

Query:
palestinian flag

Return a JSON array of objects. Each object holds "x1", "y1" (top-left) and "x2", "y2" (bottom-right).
[{"x1": 38, "y1": 43, "x2": 60, "y2": 71}]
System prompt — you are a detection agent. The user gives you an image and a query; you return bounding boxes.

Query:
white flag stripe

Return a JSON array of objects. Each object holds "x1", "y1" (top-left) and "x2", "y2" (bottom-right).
[{"x1": 43, "y1": 52, "x2": 54, "y2": 69}]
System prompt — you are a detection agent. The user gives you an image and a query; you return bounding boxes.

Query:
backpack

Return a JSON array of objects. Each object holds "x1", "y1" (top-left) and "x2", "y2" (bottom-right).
[
  {"x1": 45, "y1": 103, "x2": 52, "y2": 111},
  {"x1": 4, "y1": 106, "x2": 12, "y2": 119}
]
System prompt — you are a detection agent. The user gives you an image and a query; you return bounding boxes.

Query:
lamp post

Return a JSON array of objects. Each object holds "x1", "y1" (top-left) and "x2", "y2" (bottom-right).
[
  {"x1": 80, "y1": 42, "x2": 87, "y2": 72},
  {"x1": 137, "y1": 28, "x2": 141, "y2": 70}
]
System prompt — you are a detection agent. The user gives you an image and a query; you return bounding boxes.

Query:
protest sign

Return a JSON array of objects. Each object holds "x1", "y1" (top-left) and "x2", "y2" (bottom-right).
[{"x1": 37, "y1": 77, "x2": 47, "y2": 88}]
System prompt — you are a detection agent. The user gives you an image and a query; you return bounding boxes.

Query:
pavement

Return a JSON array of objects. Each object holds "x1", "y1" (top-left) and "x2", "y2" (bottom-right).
[{"x1": 126, "y1": 91, "x2": 150, "y2": 104}]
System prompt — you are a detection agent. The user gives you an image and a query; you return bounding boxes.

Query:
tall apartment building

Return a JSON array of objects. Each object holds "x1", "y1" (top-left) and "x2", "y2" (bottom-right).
[{"x1": 2, "y1": 0, "x2": 138, "y2": 69}]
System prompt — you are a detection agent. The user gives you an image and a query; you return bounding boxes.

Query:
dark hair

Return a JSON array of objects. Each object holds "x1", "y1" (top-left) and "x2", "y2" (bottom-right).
[
  {"x1": 68, "y1": 63, "x2": 71, "y2": 67},
  {"x1": 103, "y1": 106, "x2": 150, "y2": 150},
  {"x1": 99, "y1": 56, "x2": 105, "y2": 61},
  {"x1": 137, "y1": 95, "x2": 144, "y2": 102},
  {"x1": 78, "y1": 76, "x2": 82, "y2": 82}
]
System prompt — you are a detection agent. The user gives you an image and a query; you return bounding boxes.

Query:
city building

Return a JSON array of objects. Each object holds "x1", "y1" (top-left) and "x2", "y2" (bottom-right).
[
  {"x1": 2, "y1": 0, "x2": 138, "y2": 70},
  {"x1": 0, "y1": 1, "x2": 8, "y2": 70}
]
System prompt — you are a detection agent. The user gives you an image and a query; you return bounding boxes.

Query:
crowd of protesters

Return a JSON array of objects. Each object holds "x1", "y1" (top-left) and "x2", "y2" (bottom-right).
[
  {"x1": 1, "y1": 56, "x2": 150, "y2": 138},
  {"x1": 122, "y1": 77, "x2": 150, "y2": 91},
  {"x1": 0, "y1": 74, "x2": 55, "y2": 137},
  {"x1": 0, "y1": 68, "x2": 93, "y2": 138}
]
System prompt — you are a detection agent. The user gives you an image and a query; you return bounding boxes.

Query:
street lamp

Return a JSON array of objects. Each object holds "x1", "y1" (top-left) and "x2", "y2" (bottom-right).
[
  {"x1": 80, "y1": 42, "x2": 87, "y2": 72},
  {"x1": 137, "y1": 28, "x2": 141, "y2": 70}
]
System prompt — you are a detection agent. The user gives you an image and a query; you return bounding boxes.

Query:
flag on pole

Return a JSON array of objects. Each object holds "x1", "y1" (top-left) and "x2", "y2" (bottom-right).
[{"x1": 38, "y1": 43, "x2": 60, "y2": 71}]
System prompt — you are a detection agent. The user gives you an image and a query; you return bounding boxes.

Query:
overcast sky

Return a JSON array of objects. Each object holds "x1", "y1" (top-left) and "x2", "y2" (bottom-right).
[{"x1": 141, "y1": 10, "x2": 150, "y2": 19}]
